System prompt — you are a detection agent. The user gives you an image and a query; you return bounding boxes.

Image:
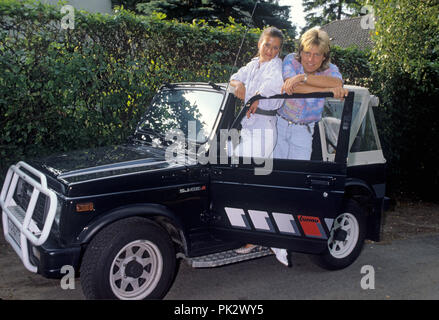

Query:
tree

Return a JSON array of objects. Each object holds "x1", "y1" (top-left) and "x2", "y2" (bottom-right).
[
  {"x1": 369, "y1": 0, "x2": 439, "y2": 200},
  {"x1": 112, "y1": 0, "x2": 296, "y2": 37},
  {"x1": 111, "y1": 0, "x2": 144, "y2": 11},
  {"x1": 302, "y1": 0, "x2": 361, "y2": 29}
]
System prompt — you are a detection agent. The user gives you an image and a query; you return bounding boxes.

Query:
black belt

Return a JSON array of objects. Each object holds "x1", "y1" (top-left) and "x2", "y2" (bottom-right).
[
  {"x1": 254, "y1": 109, "x2": 278, "y2": 116},
  {"x1": 231, "y1": 92, "x2": 335, "y2": 130},
  {"x1": 278, "y1": 113, "x2": 312, "y2": 126},
  {"x1": 278, "y1": 114, "x2": 313, "y2": 133}
]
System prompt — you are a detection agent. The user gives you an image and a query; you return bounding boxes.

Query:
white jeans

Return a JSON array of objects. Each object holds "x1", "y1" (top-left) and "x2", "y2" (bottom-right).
[
  {"x1": 271, "y1": 116, "x2": 315, "y2": 264},
  {"x1": 273, "y1": 116, "x2": 315, "y2": 160},
  {"x1": 233, "y1": 115, "x2": 277, "y2": 158}
]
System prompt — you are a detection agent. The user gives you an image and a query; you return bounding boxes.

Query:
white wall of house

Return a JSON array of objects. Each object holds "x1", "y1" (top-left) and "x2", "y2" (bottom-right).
[{"x1": 39, "y1": 0, "x2": 113, "y2": 14}]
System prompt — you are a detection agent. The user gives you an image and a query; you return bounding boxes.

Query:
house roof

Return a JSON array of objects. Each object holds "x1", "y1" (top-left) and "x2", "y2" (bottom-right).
[{"x1": 321, "y1": 15, "x2": 374, "y2": 50}]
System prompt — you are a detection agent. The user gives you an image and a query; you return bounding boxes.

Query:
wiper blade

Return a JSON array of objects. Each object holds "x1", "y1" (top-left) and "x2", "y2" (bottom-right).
[
  {"x1": 135, "y1": 127, "x2": 208, "y2": 149},
  {"x1": 208, "y1": 82, "x2": 222, "y2": 91},
  {"x1": 136, "y1": 127, "x2": 165, "y2": 138},
  {"x1": 133, "y1": 127, "x2": 169, "y2": 147}
]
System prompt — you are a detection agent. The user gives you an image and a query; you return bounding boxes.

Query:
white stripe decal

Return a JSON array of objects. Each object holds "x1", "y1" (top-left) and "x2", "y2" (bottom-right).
[
  {"x1": 224, "y1": 207, "x2": 250, "y2": 229},
  {"x1": 248, "y1": 210, "x2": 274, "y2": 232},
  {"x1": 224, "y1": 207, "x2": 303, "y2": 236},
  {"x1": 272, "y1": 212, "x2": 300, "y2": 235},
  {"x1": 224, "y1": 207, "x2": 329, "y2": 239},
  {"x1": 324, "y1": 218, "x2": 334, "y2": 231}
]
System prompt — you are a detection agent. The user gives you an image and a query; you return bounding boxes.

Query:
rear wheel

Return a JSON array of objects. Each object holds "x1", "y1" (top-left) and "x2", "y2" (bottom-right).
[
  {"x1": 311, "y1": 200, "x2": 366, "y2": 270},
  {"x1": 80, "y1": 217, "x2": 176, "y2": 300}
]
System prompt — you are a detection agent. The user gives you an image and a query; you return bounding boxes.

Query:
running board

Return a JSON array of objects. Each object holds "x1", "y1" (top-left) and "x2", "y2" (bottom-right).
[{"x1": 187, "y1": 247, "x2": 273, "y2": 268}]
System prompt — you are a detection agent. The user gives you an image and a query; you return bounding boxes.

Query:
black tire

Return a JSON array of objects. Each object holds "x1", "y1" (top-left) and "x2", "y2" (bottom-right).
[
  {"x1": 310, "y1": 199, "x2": 367, "y2": 270},
  {"x1": 80, "y1": 217, "x2": 176, "y2": 300}
]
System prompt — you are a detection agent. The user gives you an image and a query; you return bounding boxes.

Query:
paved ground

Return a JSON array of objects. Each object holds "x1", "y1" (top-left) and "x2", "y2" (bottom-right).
[
  {"x1": 1, "y1": 200, "x2": 439, "y2": 300},
  {"x1": 1, "y1": 230, "x2": 438, "y2": 300},
  {"x1": 167, "y1": 234, "x2": 439, "y2": 300}
]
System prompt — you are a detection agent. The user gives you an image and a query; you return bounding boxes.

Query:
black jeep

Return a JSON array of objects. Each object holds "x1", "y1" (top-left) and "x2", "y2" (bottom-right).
[{"x1": 1, "y1": 82, "x2": 388, "y2": 299}]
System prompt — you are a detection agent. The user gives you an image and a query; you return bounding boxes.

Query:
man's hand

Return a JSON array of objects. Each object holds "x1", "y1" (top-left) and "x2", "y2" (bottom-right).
[
  {"x1": 246, "y1": 100, "x2": 259, "y2": 118},
  {"x1": 281, "y1": 74, "x2": 304, "y2": 95},
  {"x1": 328, "y1": 87, "x2": 349, "y2": 100}
]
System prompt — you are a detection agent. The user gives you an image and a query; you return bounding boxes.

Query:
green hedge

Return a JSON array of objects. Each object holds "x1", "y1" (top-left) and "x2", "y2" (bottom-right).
[
  {"x1": 370, "y1": 0, "x2": 439, "y2": 201},
  {"x1": 0, "y1": 0, "x2": 271, "y2": 174},
  {"x1": 0, "y1": 1, "x2": 393, "y2": 197},
  {"x1": 331, "y1": 46, "x2": 371, "y2": 88}
]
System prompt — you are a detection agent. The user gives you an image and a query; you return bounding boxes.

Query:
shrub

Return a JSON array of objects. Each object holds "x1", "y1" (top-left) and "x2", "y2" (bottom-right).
[
  {"x1": 5, "y1": 1, "x2": 412, "y2": 200},
  {"x1": 0, "y1": 1, "x2": 270, "y2": 176},
  {"x1": 331, "y1": 45, "x2": 371, "y2": 87},
  {"x1": 369, "y1": 0, "x2": 439, "y2": 201}
]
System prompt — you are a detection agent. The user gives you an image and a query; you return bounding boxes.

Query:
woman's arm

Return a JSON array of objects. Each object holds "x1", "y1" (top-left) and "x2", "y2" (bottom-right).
[{"x1": 229, "y1": 80, "x2": 246, "y2": 100}]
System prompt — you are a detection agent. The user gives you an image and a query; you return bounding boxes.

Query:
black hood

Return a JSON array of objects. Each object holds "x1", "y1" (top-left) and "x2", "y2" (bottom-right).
[{"x1": 28, "y1": 144, "x2": 185, "y2": 186}]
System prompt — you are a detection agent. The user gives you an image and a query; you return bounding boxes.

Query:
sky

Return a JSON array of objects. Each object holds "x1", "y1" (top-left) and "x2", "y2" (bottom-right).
[{"x1": 278, "y1": 0, "x2": 308, "y2": 32}]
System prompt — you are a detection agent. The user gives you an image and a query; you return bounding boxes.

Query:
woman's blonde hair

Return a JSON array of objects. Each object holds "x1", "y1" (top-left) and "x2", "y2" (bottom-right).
[{"x1": 296, "y1": 28, "x2": 331, "y2": 72}]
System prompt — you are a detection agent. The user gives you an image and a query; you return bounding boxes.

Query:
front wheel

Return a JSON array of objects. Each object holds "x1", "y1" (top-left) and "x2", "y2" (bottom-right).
[
  {"x1": 80, "y1": 217, "x2": 176, "y2": 300},
  {"x1": 310, "y1": 200, "x2": 367, "y2": 270}
]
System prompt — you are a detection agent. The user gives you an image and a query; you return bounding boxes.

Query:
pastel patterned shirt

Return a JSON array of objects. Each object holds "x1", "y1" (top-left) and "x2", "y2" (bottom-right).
[{"x1": 278, "y1": 53, "x2": 343, "y2": 124}]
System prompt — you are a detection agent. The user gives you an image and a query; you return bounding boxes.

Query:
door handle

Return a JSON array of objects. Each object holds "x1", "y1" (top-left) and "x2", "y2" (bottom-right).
[{"x1": 305, "y1": 175, "x2": 336, "y2": 188}]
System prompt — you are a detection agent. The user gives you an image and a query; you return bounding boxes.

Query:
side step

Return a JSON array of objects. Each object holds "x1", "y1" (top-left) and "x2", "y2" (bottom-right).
[{"x1": 187, "y1": 247, "x2": 273, "y2": 268}]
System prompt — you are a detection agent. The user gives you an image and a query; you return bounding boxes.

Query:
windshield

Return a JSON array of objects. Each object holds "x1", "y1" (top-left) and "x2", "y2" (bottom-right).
[{"x1": 136, "y1": 88, "x2": 224, "y2": 146}]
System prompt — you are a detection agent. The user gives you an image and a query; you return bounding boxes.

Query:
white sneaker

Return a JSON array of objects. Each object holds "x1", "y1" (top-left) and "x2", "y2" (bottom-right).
[{"x1": 271, "y1": 248, "x2": 291, "y2": 267}]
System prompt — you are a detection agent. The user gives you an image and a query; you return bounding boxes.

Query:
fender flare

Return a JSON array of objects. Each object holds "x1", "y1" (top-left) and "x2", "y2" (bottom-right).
[
  {"x1": 76, "y1": 203, "x2": 188, "y2": 250},
  {"x1": 344, "y1": 178, "x2": 376, "y2": 202},
  {"x1": 344, "y1": 178, "x2": 384, "y2": 242}
]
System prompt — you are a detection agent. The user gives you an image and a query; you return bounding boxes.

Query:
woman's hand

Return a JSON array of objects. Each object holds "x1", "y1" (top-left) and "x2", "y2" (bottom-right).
[
  {"x1": 231, "y1": 81, "x2": 246, "y2": 100},
  {"x1": 246, "y1": 100, "x2": 259, "y2": 118},
  {"x1": 281, "y1": 74, "x2": 304, "y2": 95}
]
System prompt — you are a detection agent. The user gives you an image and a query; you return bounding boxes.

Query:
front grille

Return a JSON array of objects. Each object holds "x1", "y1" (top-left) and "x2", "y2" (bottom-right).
[
  {"x1": 34, "y1": 194, "x2": 49, "y2": 230},
  {"x1": 13, "y1": 178, "x2": 32, "y2": 208},
  {"x1": 13, "y1": 178, "x2": 48, "y2": 230}
]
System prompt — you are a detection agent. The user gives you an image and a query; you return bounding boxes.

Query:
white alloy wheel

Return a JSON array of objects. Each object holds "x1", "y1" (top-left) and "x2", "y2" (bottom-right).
[
  {"x1": 109, "y1": 240, "x2": 163, "y2": 300},
  {"x1": 328, "y1": 212, "x2": 359, "y2": 259},
  {"x1": 310, "y1": 200, "x2": 366, "y2": 270}
]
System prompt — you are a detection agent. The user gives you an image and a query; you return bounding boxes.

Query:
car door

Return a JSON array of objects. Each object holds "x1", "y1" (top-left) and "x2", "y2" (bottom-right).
[{"x1": 208, "y1": 92, "x2": 355, "y2": 252}]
